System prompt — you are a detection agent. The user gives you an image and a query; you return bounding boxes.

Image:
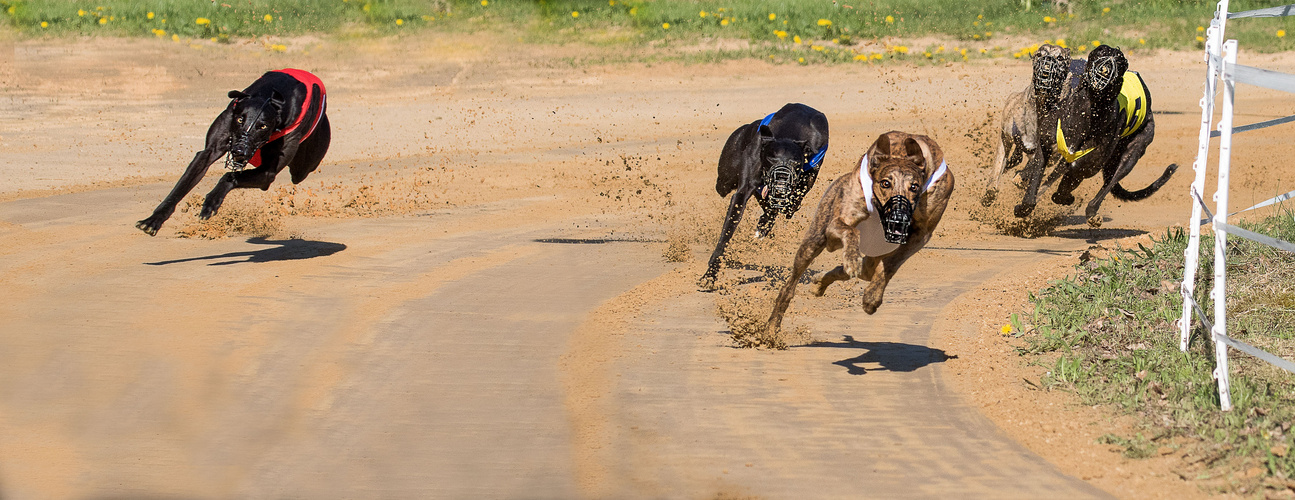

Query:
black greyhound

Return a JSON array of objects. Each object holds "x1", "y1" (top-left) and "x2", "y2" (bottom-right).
[
  {"x1": 1014, "y1": 45, "x2": 1177, "y2": 226},
  {"x1": 136, "y1": 68, "x2": 330, "y2": 236},
  {"x1": 700, "y1": 103, "x2": 828, "y2": 287}
]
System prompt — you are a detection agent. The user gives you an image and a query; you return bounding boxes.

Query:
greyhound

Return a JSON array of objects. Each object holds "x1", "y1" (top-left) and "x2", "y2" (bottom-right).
[
  {"x1": 1014, "y1": 45, "x2": 1177, "y2": 226},
  {"x1": 136, "y1": 68, "x2": 330, "y2": 236},
  {"x1": 700, "y1": 103, "x2": 828, "y2": 288},
  {"x1": 768, "y1": 131, "x2": 954, "y2": 332}
]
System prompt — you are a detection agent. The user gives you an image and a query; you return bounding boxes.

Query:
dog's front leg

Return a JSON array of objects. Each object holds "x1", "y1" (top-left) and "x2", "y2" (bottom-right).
[
  {"x1": 859, "y1": 230, "x2": 932, "y2": 314},
  {"x1": 136, "y1": 110, "x2": 234, "y2": 236},
  {"x1": 700, "y1": 188, "x2": 753, "y2": 288},
  {"x1": 826, "y1": 215, "x2": 863, "y2": 278}
]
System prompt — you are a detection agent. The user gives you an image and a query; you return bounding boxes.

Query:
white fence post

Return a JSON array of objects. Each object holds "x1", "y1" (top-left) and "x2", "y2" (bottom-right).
[
  {"x1": 1181, "y1": 4, "x2": 1228, "y2": 352},
  {"x1": 1212, "y1": 39, "x2": 1238, "y2": 411}
]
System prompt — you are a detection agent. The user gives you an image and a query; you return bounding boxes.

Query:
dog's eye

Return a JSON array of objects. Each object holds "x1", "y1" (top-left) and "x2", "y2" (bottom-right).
[
  {"x1": 258, "y1": 124, "x2": 267, "y2": 130},
  {"x1": 236, "y1": 117, "x2": 244, "y2": 124},
  {"x1": 880, "y1": 180, "x2": 892, "y2": 189},
  {"x1": 910, "y1": 183, "x2": 920, "y2": 192}
]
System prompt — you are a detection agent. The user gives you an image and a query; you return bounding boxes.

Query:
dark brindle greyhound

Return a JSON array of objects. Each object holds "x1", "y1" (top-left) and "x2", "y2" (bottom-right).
[
  {"x1": 1014, "y1": 45, "x2": 1177, "y2": 226},
  {"x1": 136, "y1": 68, "x2": 330, "y2": 236},
  {"x1": 700, "y1": 103, "x2": 828, "y2": 288},
  {"x1": 767, "y1": 131, "x2": 954, "y2": 332}
]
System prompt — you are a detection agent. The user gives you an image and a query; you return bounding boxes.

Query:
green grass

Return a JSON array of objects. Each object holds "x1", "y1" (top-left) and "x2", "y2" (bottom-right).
[
  {"x1": 6, "y1": 0, "x2": 1295, "y2": 59},
  {"x1": 1018, "y1": 212, "x2": 1295, "y2": 494}
]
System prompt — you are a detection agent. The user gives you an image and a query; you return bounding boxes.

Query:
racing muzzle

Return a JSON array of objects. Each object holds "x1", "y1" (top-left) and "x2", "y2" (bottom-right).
[
  {"x1": 764, "y1": 161, "x2": 801, "y2": 211},
  {"x1": 1032, "y1": 55, "x2": 1068, "y2": 101},
  {"x1": 1086, "y1": 56, "x2": 1119, "y2": 92},
  {"x1": 880, "y1": 195, "x2": 915, "y2": 244}
]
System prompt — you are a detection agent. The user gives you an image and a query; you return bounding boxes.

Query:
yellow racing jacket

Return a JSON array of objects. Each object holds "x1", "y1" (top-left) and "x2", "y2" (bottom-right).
[{"x1": 1055, "y1": 70, "x2": 1150, "y2": 163}]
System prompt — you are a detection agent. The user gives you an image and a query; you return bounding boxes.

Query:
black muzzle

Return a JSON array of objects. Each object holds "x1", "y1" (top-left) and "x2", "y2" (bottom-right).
[
  {"x1": 1032, "y1": 54, "x2": 1068, "y2": 101},
  {"x1": 764, "y1": 162, "x2": 800, "y2": 211},
  {"x1": 1086, "y1": 55, "x2": 1119, "y2": 92},
  {"x1": 880, "y1": 195, "x2": 915, "y2": 244},
  {"x1": 225, "y1": 136, "x2": 254, "y2": 171}
]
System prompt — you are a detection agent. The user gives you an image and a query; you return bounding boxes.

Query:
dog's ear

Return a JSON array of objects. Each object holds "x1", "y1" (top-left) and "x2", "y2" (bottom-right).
[
  {"x1": 866, "y1": 132, "x2": 896, "y2": 170},
  {"x1": 905, "y1": 135, "x2": 941, "y2": 178},
  {"x1": 228, "y1": 90, "x2": 249, "y2": 100},
  {"x1": 758, "y1": 124, "x2": 774, "y2": 143}
]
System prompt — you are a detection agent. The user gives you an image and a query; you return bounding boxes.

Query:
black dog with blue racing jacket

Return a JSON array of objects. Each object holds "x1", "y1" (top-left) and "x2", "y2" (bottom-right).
[{"x1": 700, "y1": 103, "x2": 828, "y2": 287}]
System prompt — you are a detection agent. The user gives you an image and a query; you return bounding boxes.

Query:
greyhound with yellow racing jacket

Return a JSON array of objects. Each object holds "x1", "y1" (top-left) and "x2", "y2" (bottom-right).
[{"x1": 1013, "y1": 44, "x2": 1177, "y2": 227}]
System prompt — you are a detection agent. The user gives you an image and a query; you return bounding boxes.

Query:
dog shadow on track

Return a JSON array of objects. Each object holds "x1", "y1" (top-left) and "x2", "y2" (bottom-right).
[
  {"x1": 807, "y1": 336, "x2": 957, "y2": 375},
  {"x1": 144, "y1": 237, "x2": 346, "y2": 266},
  {"x1": 1050, "y1": 215, "x2": 1148, "y2": 242},
  {"x1": 705, "y1": 262, "x2": 822, "y2": 289}
]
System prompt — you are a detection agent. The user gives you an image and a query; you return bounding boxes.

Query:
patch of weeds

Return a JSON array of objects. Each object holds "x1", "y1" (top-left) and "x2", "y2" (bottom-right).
[{"x1": 1017, "y1": 212, "x2": 1295, "y2": 494}]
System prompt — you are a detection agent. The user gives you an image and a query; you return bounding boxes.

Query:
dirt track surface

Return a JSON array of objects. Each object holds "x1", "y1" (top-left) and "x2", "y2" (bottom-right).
[{"x1": 5, "y1": 34, "x2": 1295, "y2": 498}]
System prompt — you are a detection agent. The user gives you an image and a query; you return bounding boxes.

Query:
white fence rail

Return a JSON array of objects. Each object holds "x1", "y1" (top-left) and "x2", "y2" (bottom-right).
[{"x1": 1179, "y1": 0, "x2": 1295, "y2": 411}]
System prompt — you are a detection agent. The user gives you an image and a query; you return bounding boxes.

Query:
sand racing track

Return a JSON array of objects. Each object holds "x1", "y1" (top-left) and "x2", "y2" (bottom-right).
[{"x1": 4, "y1": 34, "x2": 1295, "y2": 498}]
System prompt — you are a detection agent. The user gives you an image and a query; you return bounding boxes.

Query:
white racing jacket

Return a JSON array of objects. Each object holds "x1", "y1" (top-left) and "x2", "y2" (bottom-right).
[{"x1": 855, "y1": 155, "x2": 949, "y2": 257}]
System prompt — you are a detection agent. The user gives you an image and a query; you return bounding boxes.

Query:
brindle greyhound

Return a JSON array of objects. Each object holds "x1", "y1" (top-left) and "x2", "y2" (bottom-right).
[
  {"x1": 768, "y1": 131, "x2": 954, "y2": 332},
  {"x1": 136, "y1": 68, "x2": 330, "y2": 236},
  {"x1": 701, "y1": 103, "x2": 828, "y2": 288},
  {"x1": 1013, "y1": 45, "x2": 1177, "y2": 226},
  {"x1": 982, "y1": 45, "x2": 1084, "y2": 206}
]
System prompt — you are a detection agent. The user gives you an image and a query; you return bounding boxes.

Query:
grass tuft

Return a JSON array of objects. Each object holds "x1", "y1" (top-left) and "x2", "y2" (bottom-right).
[{"x1": 1018, "y1": 211, "x2": 1295, "y2": 494}]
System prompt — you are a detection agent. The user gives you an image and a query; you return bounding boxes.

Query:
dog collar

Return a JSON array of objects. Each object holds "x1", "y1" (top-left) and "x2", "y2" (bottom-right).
[{"x1": 859, "y1": 154, "x2": 949, "y2": 203}]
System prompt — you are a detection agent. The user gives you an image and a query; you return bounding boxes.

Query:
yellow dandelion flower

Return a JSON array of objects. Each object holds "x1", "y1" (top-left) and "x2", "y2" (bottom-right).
[
  {"x1": 960, "y1": 48, "x2": 968, "y2": 55},
  {"x1": 973, "y1": 34, "x2": 981, "y2": 40},
  {"x1": 699, "y1": 11, "x2": 707, "y2": 18},
  {"x1": 609, "y1": 0, "x2": 615, "y2": 5},
  {"x1": 817, "y1": 18, "x2": 832, "y2": 27},
  {"x1": 1138, "y1": 38, "x2": 1146, "y2": 44},
  {"x1": 978, "y1": 14, "x2": 984, "y2": 19},
  {"x1": 629, "y1": 7, "x2": 637, "y2": 16},
  {"x1": 1197, "y1": 25, "x2": 1205, "y2": 32},
  {"x1": 985, "y1": 31, "x2": 993, "y2": 37},
  {"x1": 570, "y1": 11, "x2": 578, "y2": 18},
  {"x1": 98, "y1": 17, "x2": 107, "y2": 25},
  {"x1": 1102, "y1": 7, "x2": 1111, "y2": 14},
  {"x1": 362, "y1": 4, "x2": 369, "y2": 12},
  {"x1": 885, "y1": 15, "x2": 894, "y2": 24},
  {"x1": 1000, "y1": 324, "x2": 1012, "y2": 335},
  {"x1": 812, "y1": 45, "x2": 824, "y2": 51},
  {"x1": 872, "y1": 52, "x2": 883, "y2": 60},
  {"x1": 264, "y1": 14, "x2": 272, "y2": 22},
  {"x1": 480, "y1": 0, "x2": 487, "y2": 5},
  {"x1": 721, "y1": 18, "x2": 729, "y2": 26},
  {"x1": 1196, "y1": 35, "x2": 1205, "y2": 42},
  {"x1": 895, "y1": 45, "x2": 908, "y2": 54},
  {"x1": 774, "y1": 30, "x2": 787, "y2": 39},
  {"x1": 1279, "y1": 29, "x2": 1287, "y2": 38},
  {"x1": 271, "y1": 43, "x2": 286, "y2": 52},
  {"x1": 662, "y1": 22, "x2": 669, "y2": 29},
  {"x1": 1091, "y1": 40, "x2": 1100, "y2": 47},
  {"x1": 40, "y1": 21, "x2": 48, "y2": 28},
  {"x1": 1057, "y1": 38, "x2": 1067, "y2": 48},
  {"x1": 974, "y1": 20, "x2": 980, "y2": 27},
  {"x1": 396, "y1": 18, "x2": 404, "y2": 25},
  {"x1": 798, "y1": 57, "x2": 805, "y2": 63},
  {"x1": 147, "y1": 12, "x2": 154, "y2": 19},
  {"x1": 768, "y1": 13, "x2": 776, "y2": 21},
  {"x1": 793, "y1": 35, "x2": 802, "y2": 44},
  {"x1": 210, "y1": 37, "x2": 217, "y2": 42},
  {"x1": 195, "y1": 17, "x2": 210, "y2": 25},
  {"x1": 1043, "y1": 16, "x2": 1054, "y2": 23},
  {"x1": 153, "y1": 28, "x2": 165, "y2": 36},
  {"x1": 171, "y1": 33, "x2": 179, "y2": 41},
  {"x1": 979, "y1": 47, "x2": 987, "y2": 54},
  {"x1": 924, "y1": 51, "x2": 932, "y2": 58},
  {"x1": 936, "y1": 45, "x2": 945, "y2": 53},
  {"x1": 78, "y1": 9, "x2": 86, "y2": 16}
]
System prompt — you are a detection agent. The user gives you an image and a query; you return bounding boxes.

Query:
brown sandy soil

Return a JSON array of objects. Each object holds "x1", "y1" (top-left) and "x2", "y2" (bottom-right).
[{"x1": 3, "y1": 31, "x2": 1295, "y2": 498}]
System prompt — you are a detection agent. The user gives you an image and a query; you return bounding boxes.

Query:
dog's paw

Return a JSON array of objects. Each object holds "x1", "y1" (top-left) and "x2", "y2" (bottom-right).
[
  {"x1": 135, "y1": 218, "x2": 161, "y2": 236},
  {"x1": 697, "y1": 273, "x2": 718, "y2": 292},
  {"x1": 861, "y1": 299, "x2": 880, "y2": 315},
  {"x1": 1087, "y1": 214, "x2": 1103, "y2": 227},
  {"x1": 1051, "y1": 191, "x2": 1076, "y2": 206},
  {"x1": 980, "y1": 189, "x2": 998, "y2": 207},
  {"x1": 1013, "y1": 203, "x2": 1036, "y2": 218},
  {"x1": 843, "y1": 254, "x2": 862, "y2": 279}
]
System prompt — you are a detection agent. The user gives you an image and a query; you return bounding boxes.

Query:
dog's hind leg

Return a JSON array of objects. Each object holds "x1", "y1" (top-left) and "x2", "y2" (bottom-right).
[
  {"x1": 981, "y1": 131, "x2": 1011, "y2": 207},
  {"x1": 768, "y1": 234, "x2": 827, "y2": 332},
  {"x1": 701, "y1": 189, "x2": 753, "y2": 288},
  {"x1": 812, "y1": 266, "x2": 850, "y2": 296},
  {"x1": 288, "y1": 114, "x2": 330, "y2": 184},
  {"x1": 136, "y1": 109, "x2": 235, "y2": 236}
]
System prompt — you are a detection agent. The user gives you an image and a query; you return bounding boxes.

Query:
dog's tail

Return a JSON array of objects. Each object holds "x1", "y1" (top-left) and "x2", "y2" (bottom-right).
[{"x1": 1112, "y1": 163, "x2": 1179, "y2": 201}]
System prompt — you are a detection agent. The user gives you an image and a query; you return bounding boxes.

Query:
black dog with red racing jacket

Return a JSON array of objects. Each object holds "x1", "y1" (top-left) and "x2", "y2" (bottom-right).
[{"x1": 136, "y1": 68, "x2": 330, "y2": 236}]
